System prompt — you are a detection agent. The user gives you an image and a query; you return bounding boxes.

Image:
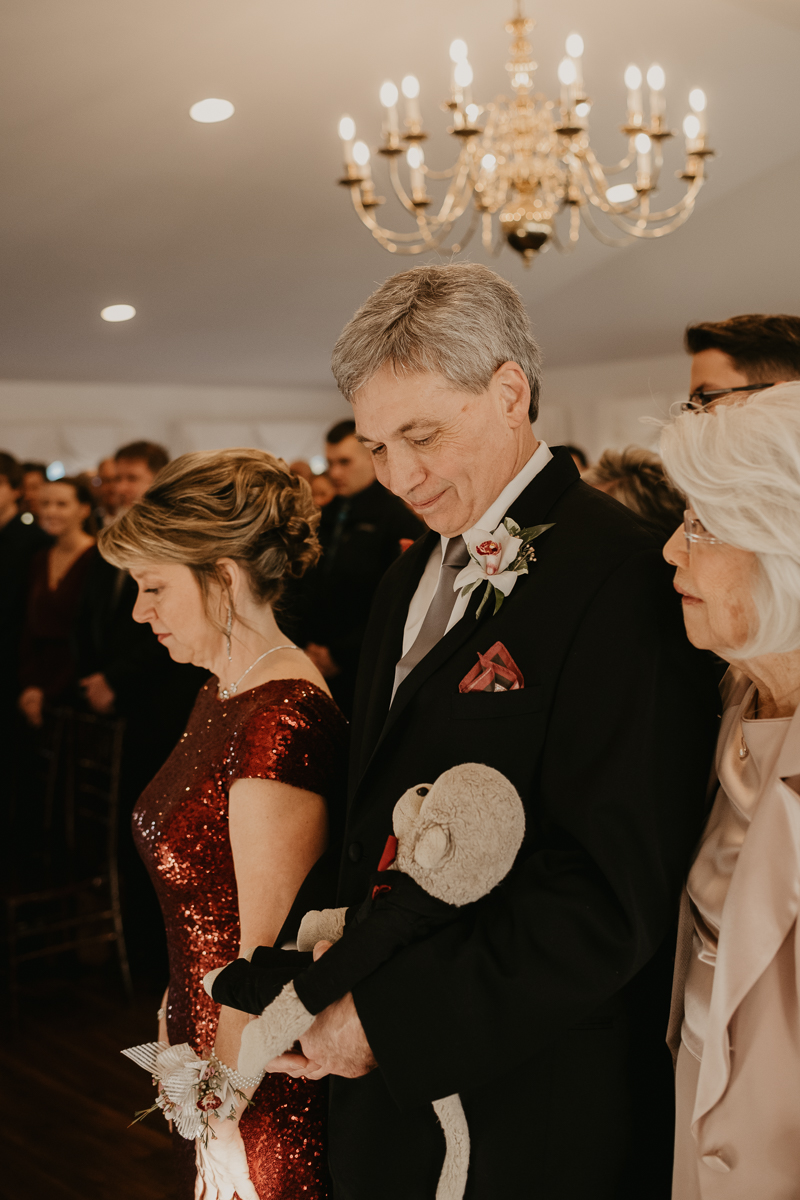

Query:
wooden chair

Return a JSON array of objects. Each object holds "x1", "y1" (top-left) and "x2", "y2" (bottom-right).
[{"x1": 5, "y1": 708, "x2": 132, "y2": 1015}]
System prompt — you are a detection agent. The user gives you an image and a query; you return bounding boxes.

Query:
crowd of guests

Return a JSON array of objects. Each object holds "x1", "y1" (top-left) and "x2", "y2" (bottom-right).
[{"x1": 4, "y1": 289, "x2": 800, "y2": 1199}]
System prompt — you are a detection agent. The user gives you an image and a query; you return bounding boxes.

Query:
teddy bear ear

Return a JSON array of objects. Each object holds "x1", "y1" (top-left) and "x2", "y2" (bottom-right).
[{"x1": 413, "y1": 824, "x2": 450, "y2": 870}]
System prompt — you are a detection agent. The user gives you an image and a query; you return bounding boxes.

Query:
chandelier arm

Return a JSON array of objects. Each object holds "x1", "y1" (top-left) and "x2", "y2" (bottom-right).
[
  {"x1": 349, "y1": 188, "x2": 457, "y2": 246},
  {"x1": 388, "y1": 158, "x2": 428, "y2": 216},
  {"x1": 423, "y1": 166, "x2": 459, "y2": 181},
  {"x1": 579, "y1": 202, "x2": 637, "y2": 247},
  {"x1": 596, "y1": 150, "x2": 637, "y2": 176},
  {"x1": 602, "y1": 201, "x2": 701, "y2": 239}
]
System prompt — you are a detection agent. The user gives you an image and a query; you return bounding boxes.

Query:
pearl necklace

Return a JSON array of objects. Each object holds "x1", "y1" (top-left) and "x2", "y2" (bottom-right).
[{"x1": 218, "y1": 644, "x2": 297, "y2": 701}]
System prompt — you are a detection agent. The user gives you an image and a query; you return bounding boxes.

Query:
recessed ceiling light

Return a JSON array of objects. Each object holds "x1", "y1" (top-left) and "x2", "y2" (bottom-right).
[
  {"x1": 101, "y1": 304, "x2": 136, "y2": 322},
  {"x1": 189, "y1": 98, "x2": 235, "y2": 123}
]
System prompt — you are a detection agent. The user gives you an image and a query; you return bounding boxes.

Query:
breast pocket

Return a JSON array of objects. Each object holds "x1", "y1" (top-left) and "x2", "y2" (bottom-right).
[{"x1": 450, "y1": 686, "x2": 547, "y2": 720}]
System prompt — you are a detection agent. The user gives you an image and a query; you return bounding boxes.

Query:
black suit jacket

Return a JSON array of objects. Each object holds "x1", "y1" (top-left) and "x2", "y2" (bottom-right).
[
  {"x1": 0, "y1": 514, "x2": 51, "y2": 712},
  {"x1": 325, "y1": 449, "x2": 720, "y2": 1200}
]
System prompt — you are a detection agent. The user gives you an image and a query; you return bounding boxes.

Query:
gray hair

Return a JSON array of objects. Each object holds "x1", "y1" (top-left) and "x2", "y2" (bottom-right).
[
  {"x1": 331, "y1": 263, "x2": 543, "y2": 421},
  {"x1": 660, "y1": 383, "x2": 800, "y2": 656}
]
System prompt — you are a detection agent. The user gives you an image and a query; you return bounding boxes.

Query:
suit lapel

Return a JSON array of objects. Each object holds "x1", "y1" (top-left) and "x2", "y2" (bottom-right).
[{"x1": 354, "y1": 449, "x2": 580, "y2": 790}]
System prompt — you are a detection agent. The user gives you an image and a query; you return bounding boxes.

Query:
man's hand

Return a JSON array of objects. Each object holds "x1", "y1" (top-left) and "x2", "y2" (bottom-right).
[
  {"x1": 305, "y1": 644, "x2": 341, "y2": 680},
  {"x1": 80, "y1": 673, "x2": 116, "y2": 714},
  {"x1": 18, "y1": 686, "x2": 44, "y2": 727},
  {"x1": 298, "y1": 941, "x2": 377, "y2": 1079}
]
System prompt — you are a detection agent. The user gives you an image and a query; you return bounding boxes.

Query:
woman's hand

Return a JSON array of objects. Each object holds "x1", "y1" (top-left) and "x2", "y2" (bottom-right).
[
  {"x1": 194, "y1": 1115, "x2": 259, "y2": 1200},
  {"x1": 18, "y1": 687, "x2": 44, "y2": 727}
]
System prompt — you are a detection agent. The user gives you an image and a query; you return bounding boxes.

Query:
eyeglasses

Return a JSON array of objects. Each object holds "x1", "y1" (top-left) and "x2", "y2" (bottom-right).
[
  {"x1": 682, "y1": 381, "x2": 777, "y2": 411},
  {"x1": 683, "y1": 510, "x2": 721, "y2": 548}
]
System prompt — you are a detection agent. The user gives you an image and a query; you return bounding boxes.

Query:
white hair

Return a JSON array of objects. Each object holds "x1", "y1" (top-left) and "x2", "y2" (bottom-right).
[{"x1": 659, "y1": 383, "x2": 800, "y2": 657}]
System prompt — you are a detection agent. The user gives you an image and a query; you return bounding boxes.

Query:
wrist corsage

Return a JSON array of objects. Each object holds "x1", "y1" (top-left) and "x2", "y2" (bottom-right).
[
  {"x1": 455, "y1": 518, "x2": 555, "y2": 618},
  {"x1": 122, "y1": 1041, "x2": 262, "y2": 1143}
]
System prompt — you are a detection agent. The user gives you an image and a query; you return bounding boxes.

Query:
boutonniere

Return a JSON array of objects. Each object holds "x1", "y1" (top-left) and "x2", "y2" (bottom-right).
[{"x1": 455, "y1": 518, "x2": 555, "y2": 619}]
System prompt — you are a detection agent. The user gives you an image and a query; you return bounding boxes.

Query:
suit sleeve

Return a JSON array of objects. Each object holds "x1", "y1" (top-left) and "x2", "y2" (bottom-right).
[{"x1": 352, "y1": 548, "x2": 720, "y2": 1108}]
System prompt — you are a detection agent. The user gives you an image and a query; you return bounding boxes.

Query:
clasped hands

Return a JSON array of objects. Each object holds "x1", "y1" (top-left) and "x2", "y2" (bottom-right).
[{"x1": 263, "y1": 940, "x2": 376, "y2": 1081}]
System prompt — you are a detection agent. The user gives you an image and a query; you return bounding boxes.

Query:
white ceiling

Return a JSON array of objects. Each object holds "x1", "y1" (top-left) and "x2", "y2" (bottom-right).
[{"x1": 1, "y1": 0, "x2": 798, "y2": 388}]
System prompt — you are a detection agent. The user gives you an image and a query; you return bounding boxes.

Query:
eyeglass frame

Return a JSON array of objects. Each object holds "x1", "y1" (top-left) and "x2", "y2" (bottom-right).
[
  {"x1": 683, "y1": 509, "x2": 722, "y2": 548},
  {"x1": 682, "y1": 381, "x2": 777, "y2": 411}
]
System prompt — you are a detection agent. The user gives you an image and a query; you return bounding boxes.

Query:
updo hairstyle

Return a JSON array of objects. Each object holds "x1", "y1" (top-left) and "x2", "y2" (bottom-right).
[
  {"x1": 660, "y1": 383, "x2": 800, "y2": 657},
  {"x1": 98, "y1": 448, "x2": 320, "y2": 626}
]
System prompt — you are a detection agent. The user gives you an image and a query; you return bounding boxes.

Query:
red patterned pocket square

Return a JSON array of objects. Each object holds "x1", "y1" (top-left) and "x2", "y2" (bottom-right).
[{"x1": 459, "y1": 641, "x2": 524, "y2": 693}]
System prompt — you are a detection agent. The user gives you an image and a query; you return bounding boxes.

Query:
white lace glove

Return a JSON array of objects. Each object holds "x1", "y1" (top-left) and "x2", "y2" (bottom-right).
[{"x1": 194, "y1": 1121, "x2": 259, "y2": 1200}]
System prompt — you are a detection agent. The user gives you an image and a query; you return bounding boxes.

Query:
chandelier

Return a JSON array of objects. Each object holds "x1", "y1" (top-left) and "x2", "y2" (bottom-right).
[{"x1": 336, "y1": 3, "x2": 713, "y2": 265}]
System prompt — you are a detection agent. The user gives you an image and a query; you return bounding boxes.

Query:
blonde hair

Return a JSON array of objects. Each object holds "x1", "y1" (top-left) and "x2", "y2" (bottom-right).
[
  {"x1": 99, "y1": 448, "x2": 320, "y2": 623},
  {"x1": 331, "y1": 263, "x2": 543, "y2": 420},
  {"x1": 660, "y1": 383, "x2": 800, "y2": 656}
]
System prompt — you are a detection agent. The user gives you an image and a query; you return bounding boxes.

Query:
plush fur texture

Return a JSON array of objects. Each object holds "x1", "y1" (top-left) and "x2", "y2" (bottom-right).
[
  {"x1": 391, "y1": 763, "x2": 525, "y2": 905},
  {"x1": 432, "y1": 1094, "x2": 471, "y2": 1200},
  {"x1": 237, "y1": 983, "x2": 314, "y2": 1078},
  {"x1": 297, "y1": 906, "x2": 348, "y2": 952}
]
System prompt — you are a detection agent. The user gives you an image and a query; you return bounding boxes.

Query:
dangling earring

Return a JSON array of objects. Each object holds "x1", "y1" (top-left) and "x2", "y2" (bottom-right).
[{"x1": 226, "y1": 607, "x2": 233, "y2": 662}]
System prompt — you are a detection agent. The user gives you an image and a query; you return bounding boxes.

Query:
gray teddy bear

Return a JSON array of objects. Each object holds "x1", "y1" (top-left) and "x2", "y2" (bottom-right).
[{"x1": 205, "y1": 762, "x2": 525, "y2": 1200}]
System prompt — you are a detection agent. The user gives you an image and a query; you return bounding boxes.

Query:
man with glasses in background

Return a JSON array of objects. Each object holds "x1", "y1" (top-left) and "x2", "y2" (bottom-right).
[{"x1": 685, "y1": 313, "x2": 800, "y2": 410}]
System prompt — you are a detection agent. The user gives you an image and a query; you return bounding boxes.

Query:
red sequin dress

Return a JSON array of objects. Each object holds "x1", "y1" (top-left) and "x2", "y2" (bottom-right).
[{"x1": 133, "y1": 678, "x2": 347, "y2": 1200}]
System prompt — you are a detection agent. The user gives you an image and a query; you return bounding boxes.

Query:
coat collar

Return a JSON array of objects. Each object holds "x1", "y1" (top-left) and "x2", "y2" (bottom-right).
[
  {"x1": 693, "y1": 682, "x2": 800, "y2": 1133},
  {"x1": 352, "y1": 448, "x2": 579, "y2": 792}
]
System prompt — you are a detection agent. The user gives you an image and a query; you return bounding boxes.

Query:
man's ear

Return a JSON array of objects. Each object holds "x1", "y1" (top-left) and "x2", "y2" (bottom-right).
[
  {"x1": 414, "y1": 824, "x2": 450, "y2": 869},
  {"x1": 493, "y1": 361, "x2": 531, "y2": 430}
]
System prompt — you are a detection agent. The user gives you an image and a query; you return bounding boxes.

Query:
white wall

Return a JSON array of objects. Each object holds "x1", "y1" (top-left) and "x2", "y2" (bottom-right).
[{"x1": 0, "y1": 352, "x2": 691, "y2": 473}]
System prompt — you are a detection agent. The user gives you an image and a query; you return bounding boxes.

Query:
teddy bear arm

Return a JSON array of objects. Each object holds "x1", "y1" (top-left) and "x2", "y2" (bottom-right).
[{"x1": 296, "y1": 906, "x2": 349, "y2": 952}]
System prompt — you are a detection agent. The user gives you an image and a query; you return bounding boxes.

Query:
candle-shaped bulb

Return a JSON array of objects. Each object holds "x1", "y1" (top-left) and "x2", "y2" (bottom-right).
[
  {"x1": 683, "y1": 115, "x2": 700, "y2": 139},
  {"x1": 406, "y1": 144, "x2": 424, "y2": 197},
  {"x1": 689, "y1": 88, "x2": 706, "y2": 113},
  {"x1": 401, "y1": 75, "x2": 420, "y2": 100},
  {"x1": 558, "y1": 58, "x2": 578, "y2": 86},
  {"x1": 565, "y1": 33, "x2": 584, "y2": 59},
  {"x1": 449, "y1": 38, "x2": 469, "y2": 63},
  {"x1": 635, "y1": 132, "x2": 652, "y2": 155},
  {"x1": 466, "y1": 103, "x2": 479, "y2": 124},
  {"x1": 454, "y1": 60, "x2": 473, "y2": 88},
  {"x1": 481, "y1": 153, "x2": 497, "y2": 172},
  {"x1": 624, "y1": 65, "x2": 642, "y2": 90},
  {"x1": 338, "y1": 116, "x2": 356, "y2": 142},
  {"x1": 646, "y1": 64, "x2": 665, "y2": 91},
  {"x1": 353, "y1": 141, "x2": 371, "y2": 167},
  {"x1": 380, "y1": 81, "x2": 399, "y2": 109},
  {"x1": 406, "y1": 145, "x2": 423, "y2": 169}
]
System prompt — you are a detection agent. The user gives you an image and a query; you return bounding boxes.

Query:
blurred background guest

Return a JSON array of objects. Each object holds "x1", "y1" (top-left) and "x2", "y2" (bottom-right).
[
  {"x1": 289, "y1": 457, "x2": 314, "y2": 483},
  {"x1": 297, "y1": 418, "x2": 423, "y2": 718},
  {"x1": 0, "y1": 451, "x2": 52, "y2": 804},
  {"x1": 686, "y1": 313, "x2": 800, "y2": 408},
  {"x1": 90, "y1": 456, "x2": 120, "y2": 528},
  {"x1": 20, "y1": 461, "x2": 48, "y2": 522},
  {"x1": 661, "y1": 385, "x2": 800, "y2": 1199},
  {"x1": 310, "y1": 470, "x2": 335, "y2": 508},
  {"x1": 18, "y1": 476, "x2": 96, "y2": 728},
  {"x1": 113, "y1": 439, "x2": 169, "y2": 511},
  {"x1": 564, "y1": 443, "x2": 589, "y2": 474},
  {"x1": 583, "y1": 446, "x2": 686, "y2": 540}
]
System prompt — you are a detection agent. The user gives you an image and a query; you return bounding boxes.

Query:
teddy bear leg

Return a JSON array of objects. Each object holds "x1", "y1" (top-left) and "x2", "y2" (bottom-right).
[
  {"x1": 237, "y1": 982, "x2": 315, "y2": 1077},
  {"x1": 432, "y1": 1093, "x2": 470, "y2": 1200},
  {"x1": 297, "y1": 906, "x2": 349, "y2": 952}
]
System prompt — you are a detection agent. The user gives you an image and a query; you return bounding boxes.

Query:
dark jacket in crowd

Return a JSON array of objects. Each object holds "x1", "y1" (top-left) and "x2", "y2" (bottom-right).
[
  {"x1": 297, "y1": 480, "x2": 424, "y2": 717},
  {"x1": 0, "y1": 514, "x2": 51, "y2": 715},
  {"x1": 20, "y1": 544, "x2": 97, "y2": 704}
]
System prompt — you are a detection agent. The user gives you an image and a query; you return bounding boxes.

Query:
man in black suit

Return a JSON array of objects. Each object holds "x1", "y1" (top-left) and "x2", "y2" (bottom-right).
[
  {"x1": 215, "y1": 264, "x2": 720, "y2": 1197},
  {"x1": 300, "y1": 419, "x2": 424, "y2": 718}
]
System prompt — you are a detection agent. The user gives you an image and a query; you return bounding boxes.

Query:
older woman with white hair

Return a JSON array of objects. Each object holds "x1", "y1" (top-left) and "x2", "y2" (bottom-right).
[{"x1": 661, "y1": 382, "x2": 800, "y2": 1199}]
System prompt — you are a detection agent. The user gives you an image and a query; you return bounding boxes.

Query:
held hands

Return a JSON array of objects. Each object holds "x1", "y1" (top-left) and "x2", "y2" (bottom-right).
[
  {"x1": 295, "y1": 940, "x2": 377, "y2": 1081},
  {"x1": 194, "y1": 1117, "x2": 259, "y2": 1200}
]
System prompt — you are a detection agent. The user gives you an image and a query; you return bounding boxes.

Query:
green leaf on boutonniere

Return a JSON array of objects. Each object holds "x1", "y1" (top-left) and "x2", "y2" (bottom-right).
[
  {"x1": 493, "y1": 587, "x2": 506, "y2": 616},
  {"x1": 461, "y1": 579, "x2": 480, "y2": 598},
  {"x1": 475, "y1": 581, "x2": 495, "y2": 620}
]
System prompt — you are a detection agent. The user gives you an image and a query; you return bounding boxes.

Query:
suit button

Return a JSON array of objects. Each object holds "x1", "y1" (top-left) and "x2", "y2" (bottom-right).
[{"x1": 348, "y1": 842, "x2": 362, "y2": 863}]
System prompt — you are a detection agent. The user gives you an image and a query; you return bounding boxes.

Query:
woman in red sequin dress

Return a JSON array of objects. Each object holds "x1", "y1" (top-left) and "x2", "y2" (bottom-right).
[{"x1": 100, "y1": 450, "x2": 347, "y2": 1200}]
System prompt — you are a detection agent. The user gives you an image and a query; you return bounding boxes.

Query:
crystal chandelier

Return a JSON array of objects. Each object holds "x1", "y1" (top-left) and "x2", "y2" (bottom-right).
[{"x1": 336, "y1": 3, "x2": 713, "y2": 265}]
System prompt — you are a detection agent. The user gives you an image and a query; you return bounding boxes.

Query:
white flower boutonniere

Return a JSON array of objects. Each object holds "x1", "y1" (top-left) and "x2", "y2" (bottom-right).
[{"x1": 455, "y1": 517, "x2": 555, "y2": 619}]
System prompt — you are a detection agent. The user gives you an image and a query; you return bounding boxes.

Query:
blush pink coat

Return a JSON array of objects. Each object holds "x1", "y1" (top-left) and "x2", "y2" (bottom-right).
[{"x1": 667, "y1": 669, "x2": 800, "y2": 1199}]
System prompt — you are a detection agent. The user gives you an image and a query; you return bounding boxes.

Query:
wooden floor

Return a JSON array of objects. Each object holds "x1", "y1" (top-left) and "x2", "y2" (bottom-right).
[{"x1": 0, "y1": 971, "x2": 177, "y2": 1200}]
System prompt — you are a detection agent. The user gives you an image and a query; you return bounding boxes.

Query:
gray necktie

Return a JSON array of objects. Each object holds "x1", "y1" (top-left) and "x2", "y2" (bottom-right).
[{"x1": 394, "y1": 535, "x2": 471, "y2": 690}]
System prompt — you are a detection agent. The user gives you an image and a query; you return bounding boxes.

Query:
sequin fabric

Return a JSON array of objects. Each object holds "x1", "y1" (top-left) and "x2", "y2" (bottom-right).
[{"x1": 133, "y1": 678, "x2": 347, "y2": 1200}]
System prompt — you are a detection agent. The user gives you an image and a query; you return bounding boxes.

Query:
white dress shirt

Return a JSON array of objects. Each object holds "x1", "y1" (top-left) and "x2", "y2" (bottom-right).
[{"x1": 398, "y1": 440, "x2": 554, "y2": 665}]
